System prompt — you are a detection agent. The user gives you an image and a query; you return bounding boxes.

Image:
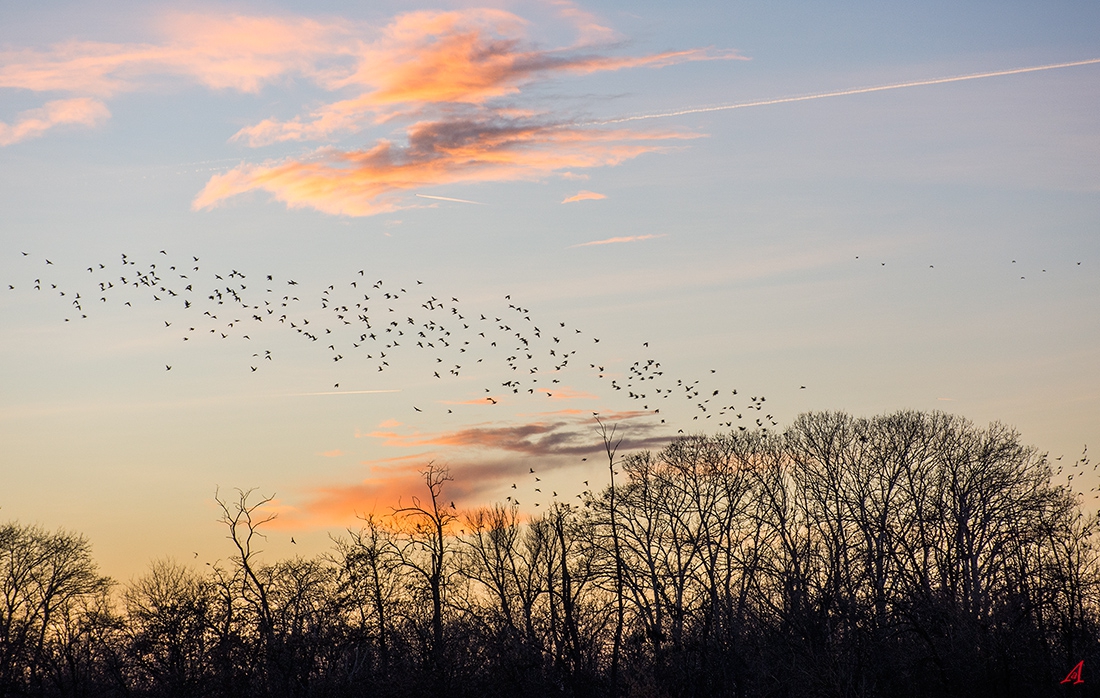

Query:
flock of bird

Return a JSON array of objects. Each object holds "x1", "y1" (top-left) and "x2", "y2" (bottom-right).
[
  {"x1": 4, "y1": 248, "x2": 1094, "y2": 515},
  {"x1": 4, "y1": 249, "x2": 776, "y2": 430},
  {"x1": 1054, "y1": 446, "x2": 1098, "y2": 501},
  {"x1": 853, "y1": 254, "x2": 1085, "y2": 278}
]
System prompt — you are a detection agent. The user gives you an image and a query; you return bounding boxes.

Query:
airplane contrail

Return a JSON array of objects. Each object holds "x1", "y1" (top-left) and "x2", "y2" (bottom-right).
[
  {"x1": 597, "y1": 57, "x2": 1100, "y2": 124},
  {"x1": 415, "y1": 194, "x2": 486, "y2": 205}
]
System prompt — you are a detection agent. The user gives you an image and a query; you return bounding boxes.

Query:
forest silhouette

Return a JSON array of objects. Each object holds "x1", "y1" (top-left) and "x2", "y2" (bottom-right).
[{"x1": 2, "y1": 410, "x2": 1097, "y2": 697}]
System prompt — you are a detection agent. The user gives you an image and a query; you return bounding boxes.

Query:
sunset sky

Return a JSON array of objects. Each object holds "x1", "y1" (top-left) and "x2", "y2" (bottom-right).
[{"x1": 2, "y1": 0, "x2": 1098, "y2": 580}]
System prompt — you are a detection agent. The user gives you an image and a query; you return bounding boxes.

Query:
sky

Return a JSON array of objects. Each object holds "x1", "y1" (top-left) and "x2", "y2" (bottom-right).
[{"x1": 1, "y1": 0, "x2": 1098, "y2": 581}]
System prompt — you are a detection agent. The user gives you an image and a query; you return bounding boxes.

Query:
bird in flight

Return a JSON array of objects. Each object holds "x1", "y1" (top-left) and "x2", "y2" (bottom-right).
[{"x1": 10, "y1": 248, "x2": 763, "y2": 428}]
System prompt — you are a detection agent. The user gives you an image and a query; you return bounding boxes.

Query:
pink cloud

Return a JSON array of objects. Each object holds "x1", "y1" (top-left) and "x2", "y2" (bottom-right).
[
  {"x1": 194, "y1": 120, "x2": 695, "y2": 216},
  {"x1": 339, "y1": 10, "x2": 734, "y2": 109},
  {"x1": 0, "y1": 14, "x2": 354, "y2": 97},
  {"x1": 561, "y1": 189, "x2": 606, "y2": 203},
  {"x1": 319, "y1": 449, "x2": 343, "y2": 458},
  {"x1": 0, "y1": 97, "x2": 109, "y2": 146},
  {"x1": 228, "y1": 9, "x2": 741, "y2": 146},
  {"x1": 549, "y1": 0, "x2": 619, "y2": 45},
  {"x1": 2, "y1": 8, "x2": 744, "y2": 202},
  {"x1": 570, "y1": 233, "x2": 667, "y2": 247},
  {"x1": 230, "y1": 44, "x2": 732, "y2": 147},
  {"x1": 154, "y1": 13, "x2": 357, "y2": 93}
]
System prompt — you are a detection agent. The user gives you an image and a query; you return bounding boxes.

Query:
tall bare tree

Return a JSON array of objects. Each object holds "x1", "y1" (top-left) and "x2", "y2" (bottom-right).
[{"x1": 391, "y1": 462, "x2": 457, "y2": 683}]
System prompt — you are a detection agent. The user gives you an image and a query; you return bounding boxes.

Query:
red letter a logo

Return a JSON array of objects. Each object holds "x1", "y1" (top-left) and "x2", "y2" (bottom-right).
[{"x1": 1062, "y1": 660, "x2": 1084, "y2": 685}]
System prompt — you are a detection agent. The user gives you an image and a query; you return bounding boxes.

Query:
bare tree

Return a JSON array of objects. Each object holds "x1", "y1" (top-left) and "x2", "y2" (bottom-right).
[
  {"x1": 122, "y1": 558, "x2": 213, "y2": 697},
  {"x1": 214, "y1": 487, "x2": 281, "y2": 693},
  {"x1": 4, "y1": 410, "x2": 1098, "y2": 698},
  {"x1": 391, "y1": 462, "x2": 457, "y2": 682},
  {"x1": 0, "y1": 522, "x2": 112, "y2": 695},
  {"x1": 595, "y1": 417, "x2": 625, "y2": 698},
  {"x1": 335, "y1": 513, "x2": 398, "y2": 675}
]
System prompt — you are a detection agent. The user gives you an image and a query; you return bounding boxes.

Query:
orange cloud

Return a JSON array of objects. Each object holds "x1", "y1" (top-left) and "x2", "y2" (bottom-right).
[
  {"x1": 282, "y1": 454, "x2": 543, "y2": 528},
  {"x1": 3, "y1": 7, "x2": 743, "y2": 201},
  {"x1": 561, "y1": 189, "x2": 606, "y2": 203},
  {"x1": 269, "y1": 455, "x2": 429, "y2": 528},
  {"x1": 229, "y1": 9, "x2": 743, "y2": 146},
  {"x1": 277, "y1": 411, "x2": 672, "y2": 528},
  {"x1": 276, "y1": 451, "x2": 531, "y2": 529},
  {"x1": 342, "y1": 10, "x2": 734, "y2": 108},
  {"x1": 571, "y1": 233, "x2": 667, "y2": 247},
  {"x1": 0, "y1": 98, "x2": 109, "y2": 146},
  {"x1": 319, "y1": 449, "x2": 343, "y2": 457},
  {"x1": 194, "y1": 120, "x2": 694, "y2": 215}
]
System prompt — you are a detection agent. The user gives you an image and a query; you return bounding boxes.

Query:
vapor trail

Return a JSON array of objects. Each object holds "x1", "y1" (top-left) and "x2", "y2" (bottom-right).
[
  {"x1": 415, "y1": 194, "x2": 486, "y2": 205},
  {"x1": 598, "y1": 57, "x2": 1100, "y2": 124}
]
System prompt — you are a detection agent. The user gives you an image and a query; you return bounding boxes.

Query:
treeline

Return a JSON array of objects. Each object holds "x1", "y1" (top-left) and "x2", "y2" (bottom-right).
[{"x1": 2, "y1": 411, "x2": 1098, "y2": 697}]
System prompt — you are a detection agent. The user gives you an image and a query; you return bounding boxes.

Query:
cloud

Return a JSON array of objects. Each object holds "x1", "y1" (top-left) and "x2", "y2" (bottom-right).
[
  {"x1": 365, "y1": 412, "x2": 667, "y2": 457},
  {"x1": 3, "y1": 7, "x2": 741, "y2": 198},
  {"x1": 0, "y1": 13, "x2": 356, "y2": 147},
  {"x1": 549, "y1": 0, "x2": 619, "y2": 45},
  {"x1": 204, "y1": 7, "x2": 725, "y2": 212},
  {"x1": 280, "y1": 412, "x2": 670, "y2": 527},
  {"x1": 0, "y1": 14, "x2": 355, "y2": 97},
  {"x1": 319, "y1": 449, "x2": 343, "y2": 457},
  {"x1": 0, "y1": 98, "x2": 109, "y2": 146},
  {"x1": 570, "y1": 233, "x2": 667, "y2": 247},
  {"x1": 193, "y1": 119, "x2": 694, "y2": 216},
  {"x1": 228, "y1": 9, "x2": 742, "y2": 146},
  {"x1": 268, "y1": 454, "x2": 430, "y2": 528},
  {"x1": 562, "y1": 189, "x2": 606, "y2": 203}
]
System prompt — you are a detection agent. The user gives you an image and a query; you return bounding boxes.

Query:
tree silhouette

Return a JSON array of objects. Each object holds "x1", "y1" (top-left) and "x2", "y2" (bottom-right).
[{"x1": 3, "y1": 411, "x2": 1098, "y2": 698}]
